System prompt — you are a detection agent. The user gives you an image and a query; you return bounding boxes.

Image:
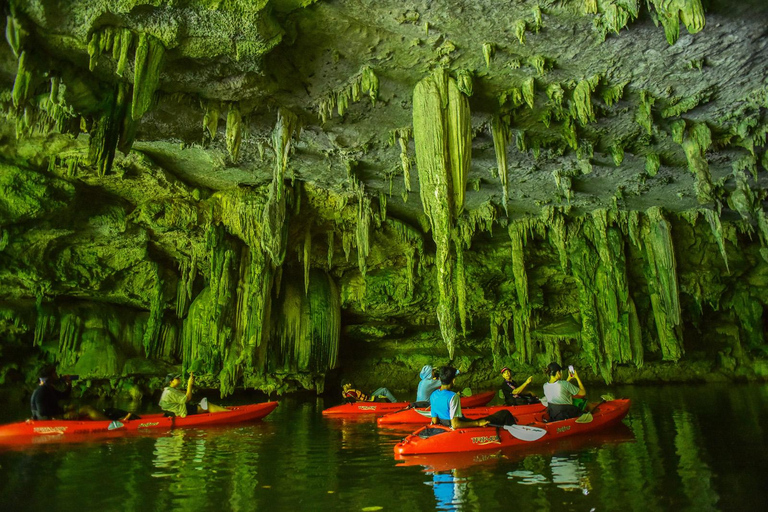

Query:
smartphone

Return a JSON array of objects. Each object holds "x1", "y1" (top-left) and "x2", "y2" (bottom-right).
[{"x1": 568, "y1": 365, "x2": 574, "y2": 376}]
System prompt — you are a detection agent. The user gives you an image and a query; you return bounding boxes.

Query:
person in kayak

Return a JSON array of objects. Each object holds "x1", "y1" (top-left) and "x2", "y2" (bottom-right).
[
  {"x1": 414, "y1": 364, "x2": 441, "y2": 405},
  {"x1": 542, "y1": 362, "x2": 591, "y2": 422},
  {"x1": 341, "y1": 380, "x2": 397, "y2": 403},
  {"x1": 430, "y1": 366, "x2": 516, "y2": 428},
  {"x1": 159, "y1": 372, "x2": 229, "y2": 417},
  {"x1": 499, "y1": 367, "x2": 539, "y2": 406},
  {"x1": 30, "y1": 366, "x2": 109, "y2": 421}
]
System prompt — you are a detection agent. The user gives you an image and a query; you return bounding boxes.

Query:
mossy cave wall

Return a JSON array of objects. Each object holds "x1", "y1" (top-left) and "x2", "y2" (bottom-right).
[{"x1": 1, "y1": 0, "x2": 768, "y2": 398}]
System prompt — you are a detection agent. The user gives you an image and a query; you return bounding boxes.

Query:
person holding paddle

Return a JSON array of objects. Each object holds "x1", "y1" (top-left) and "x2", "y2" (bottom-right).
[
  {"x1": 430, "y1": 366, "x2": 516, "y2": 428},
  {"x1": 30, "y1": 366, "x2": 109, "y2": 421}
]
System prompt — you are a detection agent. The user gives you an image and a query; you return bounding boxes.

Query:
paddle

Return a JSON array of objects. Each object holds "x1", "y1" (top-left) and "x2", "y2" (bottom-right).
[{"x1": 490, "y1": 423, "x2": 547, "y2": 441}]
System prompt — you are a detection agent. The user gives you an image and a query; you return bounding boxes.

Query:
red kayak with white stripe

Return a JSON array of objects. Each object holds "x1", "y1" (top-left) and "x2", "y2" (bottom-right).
[{"x1": 322, "y1": 391, "x2": 496, "y2": 416}]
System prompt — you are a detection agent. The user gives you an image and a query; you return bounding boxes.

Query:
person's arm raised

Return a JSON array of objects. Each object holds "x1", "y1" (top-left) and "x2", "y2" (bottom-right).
[
  {"x1": 512, "y1": 376, "x2": 533, "y2": 395},
  {"x1": 185, "y1": 373, "x2": 195, "y2": 402}
]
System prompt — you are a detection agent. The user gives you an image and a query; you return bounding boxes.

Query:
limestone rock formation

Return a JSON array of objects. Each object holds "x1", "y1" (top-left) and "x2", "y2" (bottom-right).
[{"x1": 1, "y1": 0, "x2": 767, "y2": 396}]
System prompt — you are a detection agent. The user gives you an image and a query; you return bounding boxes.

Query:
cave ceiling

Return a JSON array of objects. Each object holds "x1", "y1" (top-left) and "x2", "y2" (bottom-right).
[{"x1": 2, "y1": 0, "x2": 767, "y2": 227}]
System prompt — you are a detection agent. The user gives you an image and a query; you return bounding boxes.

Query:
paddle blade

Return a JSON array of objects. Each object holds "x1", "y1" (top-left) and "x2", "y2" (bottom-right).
[
  {"x1": 503, "y1": 424, "x2": 547, "y2": 442},
  {"x1": 108, "y1": 421, "x2": 124, "y2": 431}
]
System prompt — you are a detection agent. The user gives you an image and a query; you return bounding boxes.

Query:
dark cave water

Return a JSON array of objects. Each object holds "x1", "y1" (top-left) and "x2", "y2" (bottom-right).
[{"x1": 1, "y1": 383, "x2": 767, "y2": 511}]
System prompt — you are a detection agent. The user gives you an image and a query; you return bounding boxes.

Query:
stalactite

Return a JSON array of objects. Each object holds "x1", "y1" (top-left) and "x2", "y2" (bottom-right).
[
  {"x1": 142, "y1": 273, "x2": 164, "y2": 357},
  {"x1": 482, "y1": 43, "x2": 495, "y2": 68},
  {"x1": 492, "y1": 115, "x2": 510, "y2": 216},
  {"x1": 413, "y1": 69, "x2": 471, "y2": 357},
  {"x1": 204, "y1": 101, "x2": 220, "y2": 139},
  {"x1": 11, "y1": 51, "x2": 32, "y2": 108},
  {"x1": 132, "y1": 32, "x2": 165, "y2": 121},
  {"x1": 34, "y1": 302, "x2": 56, "y2": 347},
  {"x1": 176, "y1": 254, "x2": 197, "y2": 318},
  {"x1": 571, "y1": 78, "x2": 597, "y2": 125},
  {"x1": 508, "y1": 222, "x2": 533, "y2": 362},
  {"x1": 454, "y1": 238, "x2": 467, "y2": 336},
  {"x1": 57, "y1": 312, "x2": 82, "y2": 366},
  {"x1": 636, "y1": 91, "x2": 655, "y2": 135},
  {"x1": 447, "y1": 79, "x2": 471, "y2": 217},
  {"x1": 703, "y1": 209, "x2": 729, "y2": 272},
  {"x1": 391, "y1": 127, "x2": 413, "y2": 196},
  {"x1": 542, "y1": 207, "x2": 568, "y2": 272},
  {"x1": 522, "y1": 77, "x2": 535, "y2": 109},
  {"x1": 326, "y1": 231, "x2": 334, "y2": 269},
  {"x1": 603, "y1": 81, "x2": 627, "y2": 106},
  {"x1": 514, "y1": 20, "x2": 526, "y2": 44},
  {"x1": 354, "y1": 183, "x2": 371, "y2": 277},
  {"x1": 681, "y1": 122, "x2": 715, "y2": 204},
  {"x1": 262, "y1": 108, "x2": 299, "y2": 266},
  {"x1": 646, "y1": 153, "x2": 660, "y2": 176},
  {"x1": 642, "y1": 207, "x2": 684, "y2": 361},
  {"x1": 226, "y1": 103, "x2": 242, "y2": 163},
  {"x1": 274, "y1": 271, "x2": 340, "y2": 374},
  {"x1": 5, "y1": 15, "x2": 26, "y2": 58},
  {"x1": 304, "y1": 230, "x2": 311, "y2": 294}
]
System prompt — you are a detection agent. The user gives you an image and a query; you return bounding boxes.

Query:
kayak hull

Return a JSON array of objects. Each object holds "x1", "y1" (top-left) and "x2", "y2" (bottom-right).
[
  {"x1": 0, "y1": 402, "x2": 279, "y2": 441},
  {"x1": 322, "y1": 391, "x2": 495, "y2": 416},
  {"x1": 394, "y1": 399, "x2": 631, "y2": 455},
  {"x1": 378, "y1": 402, "x2": 546, "y2": 426}
]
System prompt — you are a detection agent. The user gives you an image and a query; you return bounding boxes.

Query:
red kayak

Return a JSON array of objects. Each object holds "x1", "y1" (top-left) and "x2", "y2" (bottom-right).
[
  {"x1": 378, "y1": 402, "x2": 546, "y2": 426},
  {"x1": 395, "y1": 422, "x2": 636, "y2": 472},
  {"x1": 0, "y1": 402, "x2": 279, "y2": 442},
  {"x1": 322, "y1": 391, "x2": 495, "y2": 416},
  {"x1": 394, "y1": 398, "x2": 631, "y2": 455}
]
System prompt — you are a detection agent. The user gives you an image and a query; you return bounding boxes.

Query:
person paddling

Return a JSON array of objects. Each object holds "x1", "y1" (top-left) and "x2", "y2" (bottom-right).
[
  {"x1": 30, "y1": 366, "x2": 109, "y2": 421},
  {"x1": 430, "y1": 366, "x2": 516, "y2": 428},
  {"x1": 159, "y1": 372, "x2": 229, "y2": 417}
]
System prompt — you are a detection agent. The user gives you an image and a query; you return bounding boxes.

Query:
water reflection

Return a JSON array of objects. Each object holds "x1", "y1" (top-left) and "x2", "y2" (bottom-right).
[{"x1": 0, "y1": 385, "x2": 767, "y2": 511}]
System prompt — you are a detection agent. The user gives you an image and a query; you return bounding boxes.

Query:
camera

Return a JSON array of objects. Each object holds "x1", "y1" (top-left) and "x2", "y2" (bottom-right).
[{"x1": 568, "y1": 365, "x2": 574, "y2": 376}]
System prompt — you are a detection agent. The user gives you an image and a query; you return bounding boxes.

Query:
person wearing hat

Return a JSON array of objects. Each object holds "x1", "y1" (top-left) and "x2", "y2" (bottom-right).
[
  {"x1": 30, "y1": 366, "x2": 109, "y2": 420},
  {"x1": 499, "y1": 367, "x2": 539, "y2": 406},
  {"x1": 430, "y1": 366, "x2": 516, "y2": 428},
  {"x1": 159, "y1": 372, "x2": 229, "y2": 417},
  {"x1": 415, "y1": 364, "x2": 441, "y2": 405}
]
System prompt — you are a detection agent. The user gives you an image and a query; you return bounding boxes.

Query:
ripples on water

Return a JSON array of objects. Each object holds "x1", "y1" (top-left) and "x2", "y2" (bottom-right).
[{"x1": 1, "y1": 384, "x2": 766, "y2": 511}]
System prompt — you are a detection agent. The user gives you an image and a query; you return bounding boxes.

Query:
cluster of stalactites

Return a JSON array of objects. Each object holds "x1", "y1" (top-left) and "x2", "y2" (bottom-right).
[
  {"x1": 317, "y1": 66, "x2": 379, "y2": 123},
  {"x1": 494, "y1": 207, "x2": 685, "y2": 381},
  {"x1": 87, "y1": 27, "x2": 165, "y2": 122},
  {"x1": 412, "y1": 68, "x2": 473, "y2": 358},
  {"x1": 581, "y1": 0, "x2": 704, "y2": 44}
]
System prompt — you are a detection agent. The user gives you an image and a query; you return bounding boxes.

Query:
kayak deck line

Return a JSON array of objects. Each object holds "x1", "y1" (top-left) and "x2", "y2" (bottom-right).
[
  {"x1": 322, "y1": 390, "x2": 495, "y2": 416},
  {"x1": 0, "y1": 402, "x2": 279, "y2": 442}
]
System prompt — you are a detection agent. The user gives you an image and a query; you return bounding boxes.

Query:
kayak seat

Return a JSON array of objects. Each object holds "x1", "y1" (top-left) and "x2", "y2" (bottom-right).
[{"x1": 417, "y1": 427, "x2": 449, "y2": 439}]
